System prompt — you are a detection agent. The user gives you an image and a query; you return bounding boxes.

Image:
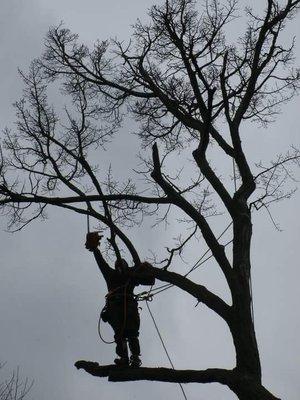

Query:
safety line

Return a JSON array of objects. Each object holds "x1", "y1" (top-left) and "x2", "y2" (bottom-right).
[
  {"x1": 249, "y1": 272, "x2": 255, "y2": 326},
  {"x1": 148, "y1": 240, "x2": 232, "y2": 298},
  {"x1": 145, "y1": 252, "x2": 216, "y2": 297},
  {"x1": 146, "y1": 300, "x2": 188, "y2": 400},
  {"x1": 141, "y1": 222, "x2": 233, "y2": 299},
  {"x1": 232, "y1": 158, "x2": 237, "y2": 192},
  {"x1": 186, "y1": 222, "x2": 233, "y2": 276},
  {"x1": 87, "y1": 212, "x2": 90, "y2": 233}
]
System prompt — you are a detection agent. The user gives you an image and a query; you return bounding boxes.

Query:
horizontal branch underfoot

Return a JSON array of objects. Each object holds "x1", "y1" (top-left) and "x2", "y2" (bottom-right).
[
  {"x1": 74, "y1": 360, "x2": 233, "y2": 384},
  {"x1": 75, "y1": 361, "x2": 281, "y2": 399}
]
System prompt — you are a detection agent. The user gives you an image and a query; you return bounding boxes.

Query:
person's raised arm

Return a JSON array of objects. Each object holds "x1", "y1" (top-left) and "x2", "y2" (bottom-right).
[{"x1": 85, "y1": 232, "x2": 114, "y2": 282}]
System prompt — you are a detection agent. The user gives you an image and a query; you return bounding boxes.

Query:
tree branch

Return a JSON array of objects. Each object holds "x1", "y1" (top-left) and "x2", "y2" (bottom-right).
[
  {"x1": 0, "y1": 192, "x2": 170, "y2": 206},
  {"x1": 151, "y1": 143, "x2": 234, "y2": 290},
  {"x1": 74, "y1": 361, "x2": 234, "y2": 385},
  {"x1": 148, "y1": 264, "x2": 231, "y2": 321},
  {"x1": 0, "y1": 190, "x2": 141, "y2": 264}
]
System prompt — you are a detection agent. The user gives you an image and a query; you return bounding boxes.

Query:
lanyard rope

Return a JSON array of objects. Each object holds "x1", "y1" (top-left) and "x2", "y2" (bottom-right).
[{"x1": 87, "y1": 212, "x2": 90, "y2": 233}]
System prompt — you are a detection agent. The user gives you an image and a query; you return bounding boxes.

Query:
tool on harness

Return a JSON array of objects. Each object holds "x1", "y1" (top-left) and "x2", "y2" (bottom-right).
[{"x1": 100, "y1": 304, "x2": 109, "y2": 323}]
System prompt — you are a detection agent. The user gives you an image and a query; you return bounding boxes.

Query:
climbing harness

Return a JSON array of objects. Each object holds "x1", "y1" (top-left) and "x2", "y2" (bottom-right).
[{"x1": 97, "y1": 281, "x2": 131, "y2": 345}]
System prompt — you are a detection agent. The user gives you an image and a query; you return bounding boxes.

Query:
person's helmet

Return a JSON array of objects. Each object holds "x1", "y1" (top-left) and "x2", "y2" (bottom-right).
[{"x1": 114, "y1": 258, "x2": 129, "y2": 273}]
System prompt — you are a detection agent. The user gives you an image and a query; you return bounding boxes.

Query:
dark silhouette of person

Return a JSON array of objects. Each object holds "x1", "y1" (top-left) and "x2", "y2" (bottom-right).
[{"x1": 85, "y1": 232, "x2": 155, "y2": 367}]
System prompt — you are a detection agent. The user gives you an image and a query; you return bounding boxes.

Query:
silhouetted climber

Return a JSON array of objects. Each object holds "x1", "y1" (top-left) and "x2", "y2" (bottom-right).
[{"x1": 85, "y1": 232, "x2": 155, "y2": 367}]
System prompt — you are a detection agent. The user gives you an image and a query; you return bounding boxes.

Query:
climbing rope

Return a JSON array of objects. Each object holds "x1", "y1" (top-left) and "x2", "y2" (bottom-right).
[
  {"x1": 137, "y1": 222, "x2": 233, "y2": 299},
  {"x1": 97, "y1": 306, "x2": 115, "y2": 344},
  {"x1": 232, "y1": 158, "x2": 237, "y2": 192},
  {"x1": 249, "y1": 272, "x2": 255, "y2": 326},
  {"x1": 137, "y1": 224, "x2": 234, "y2": 400},
  {"x1": 146, "y1": 300, "x2": 188, "y2": 400},
  {"x1": 87, "y1": 212, "x2": 91, "y2": 233}
]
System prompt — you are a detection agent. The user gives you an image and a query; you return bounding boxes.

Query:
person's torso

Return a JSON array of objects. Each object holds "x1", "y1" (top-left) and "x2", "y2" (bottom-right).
[{"x1": 105, "y1": 270, "x2": 136, "y2": 300}]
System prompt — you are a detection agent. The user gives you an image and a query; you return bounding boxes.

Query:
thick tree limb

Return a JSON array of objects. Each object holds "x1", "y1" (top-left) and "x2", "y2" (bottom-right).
[
  {"x1": 151, "y1": 143, "x2": 234, "y2": 289},
  {"x1": 192, "y1": 146, "x2": 236, "y2": 217},
  {"x1": 147, "y1": 265, "x2": 231, "y2": 322},
  {"x1": 210, "y1": 126, "x2": 234, "y2": 158},
  {"x1": 74, "y1": 361, "x2": 234, "y2": 385},
  {"x1": 0, "y1": 192, "x2": 170, "y2": 206}
]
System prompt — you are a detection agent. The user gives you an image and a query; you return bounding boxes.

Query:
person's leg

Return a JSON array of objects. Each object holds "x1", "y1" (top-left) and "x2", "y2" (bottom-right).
[
  {"x1": 114, "y1": 333, "x2": 129, "y2": 365},
  {"x1": 107, "y1": 301, "x2": 129, "y2": 365},
  {"x1": 126, "y1": 301, "x2": 142, "y2": 367},
  {"x1": 127, "y1": 336, "x2": 140, "y2": 355},
  {"x1": 128, "y1": 336, "x2": 141, "y2": 367}
]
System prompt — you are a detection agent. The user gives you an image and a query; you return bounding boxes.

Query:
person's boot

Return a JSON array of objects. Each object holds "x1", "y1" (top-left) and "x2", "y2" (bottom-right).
[
  {"x1": 114, "y1": 357, "x2": 129, "y2": 367},
  {"x1": 130, "y1": 355, "x2": 142, "y2": 367}
]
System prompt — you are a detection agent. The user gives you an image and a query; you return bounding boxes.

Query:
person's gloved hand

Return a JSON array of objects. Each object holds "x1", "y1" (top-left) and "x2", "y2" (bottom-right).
[{"x1": 85, "y1": 232, "x2": 102, "y2": 251}]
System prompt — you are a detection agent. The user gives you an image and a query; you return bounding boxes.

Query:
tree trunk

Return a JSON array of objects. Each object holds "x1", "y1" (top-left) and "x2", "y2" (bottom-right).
[
  {"x1": 229, "y1": 368, "x2": 282, "y2": 400},
  {"x1": 230, "y1": 206, "x2": 262, "y2": 380},
  {"x1": 230, "y1": 378, "x2": 281, "y2": 400},
  {"x1": 229, "y1": 208, "x2": 280, "y2": 400},
  {"x1": 230, "y1": 309, "x2": 261, "y2": 379}
]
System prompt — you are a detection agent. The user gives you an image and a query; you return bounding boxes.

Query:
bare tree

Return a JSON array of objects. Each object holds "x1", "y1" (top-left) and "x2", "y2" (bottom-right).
[
  {"x1": 1, "y1": 1, "x2": 300, "y2": 399},
  {"x1": 0, "y1": 363, "x2": 33, "y2": 400}
]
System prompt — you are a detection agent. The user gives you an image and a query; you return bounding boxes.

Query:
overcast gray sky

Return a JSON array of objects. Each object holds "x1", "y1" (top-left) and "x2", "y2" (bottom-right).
[{"x1": 0, "y1": 1, "x2": 299, "y2": 400}]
